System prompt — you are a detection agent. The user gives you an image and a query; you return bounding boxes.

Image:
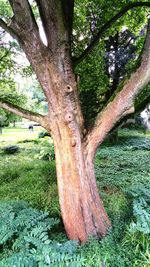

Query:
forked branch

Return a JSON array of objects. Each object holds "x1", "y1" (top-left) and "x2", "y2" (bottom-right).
[
  {"x1": 8, "y1": 0, "x2": 38, "y2": 36},
  {"x1": 35, "y1": 0, "x2": 69, "y2": 50},
  {"x1": 86, "y1": 19, "x2": 150, "y2": 158}
]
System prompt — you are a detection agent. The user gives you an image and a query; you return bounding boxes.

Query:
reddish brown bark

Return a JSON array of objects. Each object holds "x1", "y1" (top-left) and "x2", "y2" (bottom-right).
[
  {"x1": 42, "y1": 69, "x2": 111, "y2": 241},
  {"x1": 51, "y1": 118, "x2": 111, "y2": 242}
]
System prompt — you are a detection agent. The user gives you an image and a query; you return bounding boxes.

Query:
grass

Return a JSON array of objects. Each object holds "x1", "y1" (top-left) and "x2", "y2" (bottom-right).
[
  {"x1": 0, "y1": 126, "x2": 43, "y2": 143},
  {"x1": 0, "y1": 130, "x2": 58, "y2": 215},
  {"x1": 0, "y1": 127, "x2": 150, "y2": 266}
]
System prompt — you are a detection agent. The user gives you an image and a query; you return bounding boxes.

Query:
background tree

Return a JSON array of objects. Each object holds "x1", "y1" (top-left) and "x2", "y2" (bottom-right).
[
  {"x1": 0, "y1": 109, "x2": 7, "y2": 133},
  {"x1": 0, "y1": 0, "x2": 150, "y2": 243},
  {"x1": 74, "y1": 1, "x2": 150, "y2": 129},
  {"x1": 0, "y1": 13, "x2": 46, "y2": 126},
  {"x1": 0, "y1": 20, "x2": 27, "y2": 126}
]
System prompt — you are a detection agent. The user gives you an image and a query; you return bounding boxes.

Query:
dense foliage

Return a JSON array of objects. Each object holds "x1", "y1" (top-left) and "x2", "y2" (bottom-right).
[{"x1": 73, "y1": 0, "x2": 150, "y2": 126}]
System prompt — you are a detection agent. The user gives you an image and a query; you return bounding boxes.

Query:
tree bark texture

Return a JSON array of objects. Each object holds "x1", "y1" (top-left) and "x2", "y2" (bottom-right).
[
  {"x1": 37, "y1": 57, "x2": 111, "y2": 241},
  {"x1": 50, "y1": 108, "x2": 111, "y2": 242}
]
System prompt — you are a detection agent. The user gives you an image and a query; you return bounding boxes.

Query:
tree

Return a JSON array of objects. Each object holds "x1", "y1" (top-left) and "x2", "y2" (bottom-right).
[
  {"x1": 0, "y1": 21, "x2": 27, "y2": 126},
  {"x1": 0, "y1": 1, "x2": 150, "y2": 243},
  {"x1": 74, "y1": 3, "x2": 150, "y2": 129},
  {"x1": 0, "y1": 109, "x2": 7, "y2": 133}
]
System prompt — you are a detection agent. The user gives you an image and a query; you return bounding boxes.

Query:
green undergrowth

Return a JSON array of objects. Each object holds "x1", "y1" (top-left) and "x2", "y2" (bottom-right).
[
  {"x1": 0, "y1": 201, "x2": 85, "y2": 267},
  {"x1": 0, "y1": 129, "x2": 150, "y2": 266},
  {"x1": 0, "y1": 138, "x2": 59, "y2": 215}
]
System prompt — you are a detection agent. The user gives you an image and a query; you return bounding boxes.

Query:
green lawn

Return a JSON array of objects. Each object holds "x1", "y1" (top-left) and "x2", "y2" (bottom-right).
[
  {"x1": 0, "y1": 126, "x2": 43, "y2": 143},
  {"x1": 0, "y1": 128, "x2": 150, "y2": 266}
]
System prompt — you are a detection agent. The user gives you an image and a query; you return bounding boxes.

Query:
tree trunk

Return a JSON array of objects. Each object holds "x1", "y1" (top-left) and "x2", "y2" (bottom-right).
[
  {"x1": 15, "y1": 30, "x2": 111, "y2": 241},
  {"x1": 51, "y1": 119, "x2": 111, "y2": 242}
]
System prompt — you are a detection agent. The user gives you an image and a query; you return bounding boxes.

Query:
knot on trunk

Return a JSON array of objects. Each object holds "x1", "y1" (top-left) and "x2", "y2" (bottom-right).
[
  {"x1": 66, "y1": 85, "x2": 73, "y2": 92},
  {"x1": 83, "y1": 129, "x2": 87, "y2": 135},
  {"x1": 71, "y1": 138, "x2": 76, "y2": 147},
  {"x1": 65, "y1": 42, "x2": 70, "y2": 50},
  {"x1": 65, "y1": 112, "x2": 74, "y2": 122}
]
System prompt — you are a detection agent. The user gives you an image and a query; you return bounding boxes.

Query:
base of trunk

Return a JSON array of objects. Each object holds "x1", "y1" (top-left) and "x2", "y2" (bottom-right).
[{"x1": 54, "y1": 132, "x2": 111, "y2": 242}]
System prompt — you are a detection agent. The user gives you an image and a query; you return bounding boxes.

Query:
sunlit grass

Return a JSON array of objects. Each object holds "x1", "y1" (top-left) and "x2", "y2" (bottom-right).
[{"x1": 0, "y1": 126, "x2": 43, "y2": 144}]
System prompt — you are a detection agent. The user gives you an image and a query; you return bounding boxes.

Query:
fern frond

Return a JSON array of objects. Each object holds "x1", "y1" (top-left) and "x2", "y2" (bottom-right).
[
  {"x1": 0, "y1": 251, "x2": 37, "y2": 267},
  {"x1": 133, "y1": 198, "x2": 150, "y2": 234},
  {"x1": 128, "y1": 185, "x2": 150, "y2": 201},
  {"x1": 0, "y1": 228, "x2": 15, "y2": 245},
  {"x1": 0, "y1": 201, "x2": 85, "y2": 267}
]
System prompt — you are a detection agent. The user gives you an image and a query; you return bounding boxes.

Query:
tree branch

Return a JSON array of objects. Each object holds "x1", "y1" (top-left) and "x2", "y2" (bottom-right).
[
  {"x1": 0, "y1": 100, "x2": 48, "y2": 128},
  {"x1": 1, "y1": 1, "x2": 53, "y2": 103},
  {"x1": 74, "y1": 2, "x2": 150, "y2": 65},
  {"x1": 61, "y1": 0, "x2": 74, "y2": 42},
  {"x1": 35, "y1": 0, "x2": 69, "y2": 50},
  {"x1": 8, "y1": 0, "x2": 33, "y2": 24},
  {"x1": 86, "y1": 19, "x2": 150, "y2": 159},
  {"x1": 8, "y1": 0, "x2": 39, "y2": 37},
  {"x1": 0, "y1": 18, "x2": 18, "y2": 40},
  {"x1": 35, "y1": 0, "x2": 55, "y2": 48},
  {"x1": 107, "y1": 91, "x2": 150, "y2": 136},
  {"x1": 0, "y1": 1, "x2": 44, "y2": 52}
]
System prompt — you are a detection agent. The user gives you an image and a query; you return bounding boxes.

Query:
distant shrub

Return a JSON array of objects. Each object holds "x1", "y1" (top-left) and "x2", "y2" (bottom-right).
[
  {"x1": 18, "y1": 139, "x2": 39, "y2": 144},
  {"x1": 2, "y1": 145, "x2": 19, "y2": 154},
  {"x1": 35, "y1": 145, "x2": 55, "y2": 161},
  {"x1": 38, "y1": 131, "x2": 50, "y2": 138}
]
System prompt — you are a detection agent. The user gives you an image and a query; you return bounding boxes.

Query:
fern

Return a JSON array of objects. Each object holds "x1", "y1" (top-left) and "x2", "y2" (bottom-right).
[
  {"x1": 35, "y1": 145, "x2": 55, "y2": 161},
  {"x1": 128, "y1": 185, "x2": 150, "y2": 234},
  {"x1": 0, "y1": 201, "x2": 58, "y2": 246},
  {"x1": 0, "y1": 201, "x2": 85, "y2": 267},
  {"x1": 127, "y1": 184, "x2": 150, "y2": 201},
  {"x1": 130, "y1": 198, "x2": 150, "y2": 234},
  {"x1": 0, "y1": 251, "x2": 37, "y2": 267}
]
